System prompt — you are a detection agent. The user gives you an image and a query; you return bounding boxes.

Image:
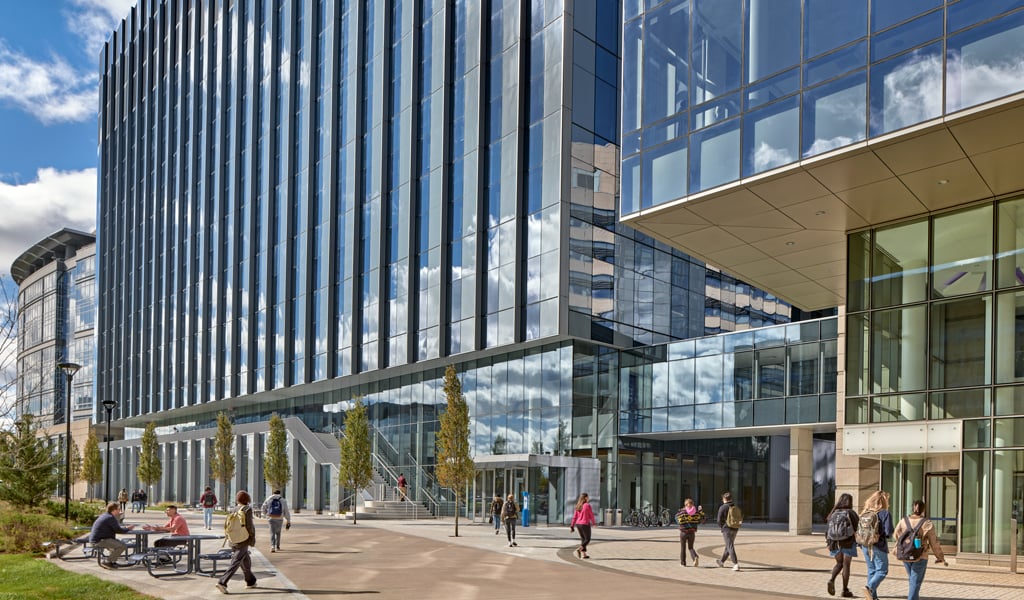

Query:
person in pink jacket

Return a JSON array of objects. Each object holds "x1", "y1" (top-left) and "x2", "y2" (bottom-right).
[{"x1": 570, "y1": 492, "x2": 596, "y2": 559}]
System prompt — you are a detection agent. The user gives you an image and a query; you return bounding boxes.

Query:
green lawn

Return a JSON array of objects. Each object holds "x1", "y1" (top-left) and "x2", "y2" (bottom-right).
[{"x1": 0, "y1": 554, "x2": 156, "y2": 600}]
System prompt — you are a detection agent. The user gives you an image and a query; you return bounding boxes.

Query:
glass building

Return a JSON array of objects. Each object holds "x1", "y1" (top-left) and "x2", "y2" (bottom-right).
[
  {"x1": 94, "y1": 0, "x2": 824, "y2": 524},
  {"x1": 11, "y1": 228, "x2": 99, "y2": 500},
  {"x1": 623, "y1": 0, "x2": 1024, "y2": 560}
]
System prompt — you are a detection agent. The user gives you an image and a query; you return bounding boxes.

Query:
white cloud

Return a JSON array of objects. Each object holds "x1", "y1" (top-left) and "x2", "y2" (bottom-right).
[
  {"x1": 66, "y1": 0, "x2": 139, "y2": 58},
  {"x1": 0, "y1": 168, "x2": 97, "y2": 277},
  {"x1": 0, "y1": 43, "x2": 97, "y2": 124}
]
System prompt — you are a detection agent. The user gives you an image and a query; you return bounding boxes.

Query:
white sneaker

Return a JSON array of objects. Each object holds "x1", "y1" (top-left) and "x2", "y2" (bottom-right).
[
  {"x1": 715, "y1": 559, "x2": 724, "y2": 568},
  {"x1": 215, "y1": 583, "x2": 228, "y2": 594},
  {"x1": 508, "y1": 542, "x2": 513, "y2": 547},
  {"x1": 733, "y1": 563, "x2": 740, "y2": 571}
]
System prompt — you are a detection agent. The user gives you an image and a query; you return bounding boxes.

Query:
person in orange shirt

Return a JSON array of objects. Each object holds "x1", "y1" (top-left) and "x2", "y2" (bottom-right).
[{"x1": 145, "y1": 505, "x2": 191, "y2": 547}]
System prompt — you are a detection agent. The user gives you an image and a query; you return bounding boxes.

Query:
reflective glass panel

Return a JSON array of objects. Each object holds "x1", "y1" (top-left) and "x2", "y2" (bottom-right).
[
  {"x1": 931, "y1": 204, "x2": 992, "y2": 299},
  {"x1": 960, "y1": 451, "x2": 989, "y2": 553},
  {"x1": 996, "y1": 385, "x2": 1024, "y2": 416},
  {"x1": 688, "y1": 119, "x2": 739, "y2": 194},
  {"x1": 742, "y1": 96, "x2": 799, "y2": 177},
  {"x1": 963, "y1": 419, "x2": 991, "y2": 449},
  {"x1": 691, "y1": 0, "x2": 741, "y2": 104},
  {"x1": 872, "y1": 306, "x2": 927, "y2": 393},
  {"x1": 872, "y1": 393, "x2": 927, "y2": 422},
  {"x1": 997, "y1": 197, "x2": 1024, "y2": 289},
  {"x1": 757, "y1": 347, "x2": 785, "y2": 398},
  {"x1": 786, "y1": 395, "x2": 819, "y2": 424},
  {"x1": 995, "y1": 290, "x2": 1024, "y2": 384},
  {"x1": 802, "y1": 72, "x2": 866, "y2": 158},
  {"x1": 930, "y1": 388, "x2": 990, "y2": 420},
  {"x1": 745, "y1": 68, "x2": 799, "y2": 110},
  {"x1": 745, "y1": 0, "x2": 800, "y2": 84},
  {"x1": 642, "y1": 138, "x2": 687, "y2": 208},
  {"x1": 846, "y1": 313, "x2": 869, "y2": 396},
  {"x1": 872, "y1": 219, "x2": 928, "y2": 307},
  {"x1": 946, "y1": 11, "x2": 1024, "y2": 113},
  {"x1": 789, "y1": 343, "x2": 819, "y2": 396},
  {"x1": 846, "y1": 397, "x2": 869, "y2": 424},
  {"x1": 803, "y1": 0, "x2": 867, "y2": 59},
  {"x1": 848, "y1": 231, "x2": 870, "y2": 311},
  {"x1": 870, "y1": 10, "x2": 943, "y2": 63},
  {"x1": 642, "y1": 1, "x2": 689, "y2": 126},
  {"x1": 869, "y1": 42, "x2": 942, "y2": 136},
  {"x1": 804, "y1": 41, "x2": 867, "y2": 88},
  {"x1": 948, "y1": 0, "x2": 1023, "y2": 34},
  {"x1": 994, "y1": 418, "x2": 1024, "y2": 447},
  {"x1": 754, "y1": 398, "x2": 784, "y2": 426},
  {"x1": 871, "y1": 0, "x2": 941, "y2": 33}
]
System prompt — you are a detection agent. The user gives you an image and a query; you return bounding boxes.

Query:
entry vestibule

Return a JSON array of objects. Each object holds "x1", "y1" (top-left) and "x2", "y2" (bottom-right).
[{"x1": 472, "y1": 454, "x2": 600, "y2": 526}]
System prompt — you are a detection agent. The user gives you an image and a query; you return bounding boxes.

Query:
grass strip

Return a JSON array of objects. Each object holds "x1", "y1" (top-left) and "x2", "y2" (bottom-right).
[{"x1": 0, "y1": 554, "x2": 156, "y2": 600}]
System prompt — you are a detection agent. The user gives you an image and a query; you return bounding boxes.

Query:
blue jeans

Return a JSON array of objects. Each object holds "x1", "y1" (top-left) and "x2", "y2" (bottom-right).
[
  {"x1": 861, "y1": 546, "x2": 888, "y2": 599},
  {"x1": 204, "y1": 507, "x2": 215, "y2": 529},
  {"x1": 268, "y1": 518, "x2": 284, "y2": 549},
  {"x1": 493, "y1": 513, "x2": 501, "y2": 530},
  {"x1": 903, "y1": 559, "x2": 928, "y2": 600}
]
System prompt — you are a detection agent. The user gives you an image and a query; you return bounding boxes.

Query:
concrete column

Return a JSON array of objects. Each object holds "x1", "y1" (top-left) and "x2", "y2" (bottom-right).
[{"x1": 789, "y1": 427, "x2": 813, "y2": 535}]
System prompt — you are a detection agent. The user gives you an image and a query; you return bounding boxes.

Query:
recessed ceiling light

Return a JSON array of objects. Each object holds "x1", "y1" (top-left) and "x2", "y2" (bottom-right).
[
  {"x1": 785, "y1": 241, "x2": 796, "y2": 246},
  {"x1": 937, "y1": 179, "x2": 950, "y2": 185},
  {"x1": 815, "y1": 210, "x2": 827, "y2": 216}
]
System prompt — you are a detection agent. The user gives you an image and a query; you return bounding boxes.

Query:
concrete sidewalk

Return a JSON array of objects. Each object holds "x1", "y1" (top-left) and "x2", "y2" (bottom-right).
[{"x1": 48, "y1": 509, "x2": 1023, "y2": 599}]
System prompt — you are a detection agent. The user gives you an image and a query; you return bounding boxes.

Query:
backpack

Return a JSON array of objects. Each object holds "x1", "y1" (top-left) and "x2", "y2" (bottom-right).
[
  {"x1": 855, "y1": 509, "x2": 880, "y2": 546},
  {"x1": 502, "y1": 500, "x2": 517, "y2": 519},
  {"x1": 202, "y1": 491, "x2": 217, "y2": 507},
  {"x1": 224, "y1": 508, "x2": 250, "y2": 544},
  {"x1": 827, "y1": 510, "x2": 855, "y2": 542},
  {"x1": 894, "y1": 516, "x2": 926, "y2": 561},
  {"x1": 268, "y1": 496, "x2": 283, "y2": 517},
  {"x1": 725, "y1": 505, "x2": 743, "y2": 529}
]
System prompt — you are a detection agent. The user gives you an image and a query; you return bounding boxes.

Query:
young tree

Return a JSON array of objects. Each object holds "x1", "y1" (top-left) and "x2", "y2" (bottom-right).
[
  {"x1": 70, "y1": 439, "x2": 83, "y2": 490},
  {"x1": 436, "y1": 365, "x2": 474, "y2": 537},
  {"x1": 81, "y1": 431, "x2": 104, "y2": 500},
  {"x1": 137, "y1": 422, "x2": 162, "y2": 503},
  {"x1": 0, "y1": 274, "x2": 16, "y2": 425},
  {"x1": 0, "y1": 414, "x2": 60, "y2": 509},
  {"x1": 337, "y1": 398, "x2": 372, "y2": 524},
  {"x1": 263, "y1": 413, "x2": 291, "y2": 493},
  {"x1": 209, "y1": 412, "x2": 236, "y2": 509}
]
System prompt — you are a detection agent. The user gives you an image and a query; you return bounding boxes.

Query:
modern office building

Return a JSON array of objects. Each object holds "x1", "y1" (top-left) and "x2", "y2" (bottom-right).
[
  {"x1": 621, "y1": 0, "x2": 1024, "y2": 560},
  {"x1": 94, "y1": 0, "x2": 834, "y2": 524},
  {"x1": 11, "y1": 228, "x2": 100, "y2": 500}
]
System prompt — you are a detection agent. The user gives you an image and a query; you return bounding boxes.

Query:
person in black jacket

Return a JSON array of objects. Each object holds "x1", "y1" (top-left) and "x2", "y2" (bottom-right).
[
  {"x1": 826, "y1": 492, "x2": 860, "y2": 598},
  {"x1": 89, "y1": 502, "x2": 136, "y2": 568},
  {"x1": 715, "y1": 491, "x2": 741, "y2": 571},
  {"x1": 216, "y1": 490, "x2": 257, "y2": 594}
]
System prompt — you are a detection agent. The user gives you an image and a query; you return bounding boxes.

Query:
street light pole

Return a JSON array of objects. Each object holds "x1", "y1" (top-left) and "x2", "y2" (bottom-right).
[
  {"x1": 102, "y1": 399, "x2": 118, "y2": 503},
  {"x1": 57, "y1": 361, "x2": 81, "y2": 524}
]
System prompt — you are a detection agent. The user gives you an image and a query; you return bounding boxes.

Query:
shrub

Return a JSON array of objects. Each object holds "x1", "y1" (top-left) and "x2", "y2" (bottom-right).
[
  {"x1": 0, "y1": 511, "x2": 75, "y2": 554},
  {"x1": 43, "y1": 500, "x2": 102, "y2": 526}
]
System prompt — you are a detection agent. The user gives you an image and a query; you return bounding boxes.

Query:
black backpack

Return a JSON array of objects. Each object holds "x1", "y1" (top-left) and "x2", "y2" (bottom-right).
[
  {"x1": 503, "y1": 500, "x2": 517, "y2": 519},
  {"x1": 895, "y1": 516, "x2": 926, "y2": 561},
  {"x1": 826, "y1": 509, "x2": 854, "y2": 542}
]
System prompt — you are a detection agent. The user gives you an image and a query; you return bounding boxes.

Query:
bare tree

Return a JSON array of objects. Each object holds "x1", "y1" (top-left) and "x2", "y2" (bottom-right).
[{"x1": 0, "y1": 274, "x2": 17, "y2": 426}]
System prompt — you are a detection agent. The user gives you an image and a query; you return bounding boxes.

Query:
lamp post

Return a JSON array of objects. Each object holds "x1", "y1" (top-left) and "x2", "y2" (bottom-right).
[
  {"x1": 57, "y1": 361, "x2": 81, "y2": 523},
  {"x1": 102, "y1": 399, "x2": 118, "y2": 503}
]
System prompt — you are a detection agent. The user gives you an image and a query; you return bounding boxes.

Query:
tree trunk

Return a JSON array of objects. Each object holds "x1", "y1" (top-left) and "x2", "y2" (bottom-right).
[
  {"x1": 454, "y1": 493, "x2": 460, "y2": 537},
  {"x1": 353, "y1": 500, "x2": 358, "y2": 525}
]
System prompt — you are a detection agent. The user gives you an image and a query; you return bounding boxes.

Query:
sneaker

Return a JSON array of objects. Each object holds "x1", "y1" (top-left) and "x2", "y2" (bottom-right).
[
  {"x1": 862, "y1": 586, "x2": 872, "y2": 600},
  {"x1": 827, "y1": 580, "x2": 835, "y2": 596},
  {"x1": 215, "y1": 583, "x2": 229, "y2": 594},
  {"x1": 508, "y1": 542, "x2": 514, "y2": 547},
  {"x1": 693, "y1": 556, "x2": 699, "y2": 567},
  {"x1": 512, "y1": 541, "x2": 518, "y2": 547},
  {"x1": 495, "y1": 530, "x2": 500, "y2": 535},
  {"x1": 575, "y1": 548, "x2": 582, "y2": 559},
  {"x1": 270, "y1": 548, "x2": 275, "y2": 552},
  {"x1": 841, "y1": 591, "x2": 854, "y2": 599},
  {"x1": 246, "y1": 583, "x2": 258, "y2": 589},
  {"x1": 732, "y1": 564, "x2": 740, "y2": 572},
  {"x1": 715, "y1": 559, "x2": 724, "y2": 568},
  {"x1": 99, "y1": 561, "x2": 116, "y2": 570}
]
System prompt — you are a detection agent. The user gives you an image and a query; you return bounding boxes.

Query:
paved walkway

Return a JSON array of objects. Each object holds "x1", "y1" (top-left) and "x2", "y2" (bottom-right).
[{"x1": 48, "y1": 509, "x2": 1022, "y2": 599}]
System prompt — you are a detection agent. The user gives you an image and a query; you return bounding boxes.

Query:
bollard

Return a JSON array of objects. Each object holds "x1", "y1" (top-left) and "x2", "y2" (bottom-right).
[
  {"x1": 1012, "y1": 518, "x2": 1018, "y2": 574},
  {"x1": 521, "y1": 492, "x2": 530, "y2": 527}
]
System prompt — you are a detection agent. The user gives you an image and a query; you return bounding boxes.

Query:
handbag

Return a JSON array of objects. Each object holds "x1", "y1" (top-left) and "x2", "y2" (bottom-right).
[{"x1": 488, "y1": 515, "x2": 493, "y2": 524}]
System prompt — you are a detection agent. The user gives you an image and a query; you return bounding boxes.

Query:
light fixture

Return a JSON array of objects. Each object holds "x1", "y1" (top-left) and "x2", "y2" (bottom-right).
[
  {"x1": 57, "y1": 361, "x2": 82, "y2": 524},
  {"x1": 815, "y1": 210, "x2": 827, "y2": 216},
  {"x1": 937, "y1": 179, "x2": 950, "y2": 185},
  {"x1": 101, "y1": 399, "x2": 118, "y2": 504},
  {"x1": 785, "y1": 241, "x2": 796, "y2": 246}
]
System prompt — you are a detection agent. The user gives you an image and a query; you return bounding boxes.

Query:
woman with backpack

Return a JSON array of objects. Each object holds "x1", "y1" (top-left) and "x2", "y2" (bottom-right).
[
  {"x1": 893, "y1": 499, "x2": 947, "y2": 600},
  {"x1": 216, "y1": 490, "x2": 257, "y2": 594},
  {"x1": 825, "y1": 492, "x2": 859, "y2": 598},
  {"x1": 858, "y1": 490, "x2": 894, "y2": 600},
  {"x1": 502, "y1": 493, "x2": 519, "y2": 547},
  {"x1": 569, "y1": 492, "x2": 596, "y2": 559}
]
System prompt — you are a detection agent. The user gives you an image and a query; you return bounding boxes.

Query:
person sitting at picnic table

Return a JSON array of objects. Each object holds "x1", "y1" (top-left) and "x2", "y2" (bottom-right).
[
  {"x1": 90, "y1": 502, "x2": 136, "y2": 569},
  {"x1": 144, "y1": 505, "x2": 191, "y2": 547}
]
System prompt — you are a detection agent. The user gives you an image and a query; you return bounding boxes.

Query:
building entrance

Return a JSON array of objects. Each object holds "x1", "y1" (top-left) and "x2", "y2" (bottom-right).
[{"x1": 925, "y1": 471, "x2": 958, "y2": 551}]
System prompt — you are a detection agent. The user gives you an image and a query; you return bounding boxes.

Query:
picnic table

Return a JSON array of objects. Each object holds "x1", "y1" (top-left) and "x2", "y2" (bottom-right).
[{"x1": 149, "y1": 533, "x2": 225, "y2": 577}]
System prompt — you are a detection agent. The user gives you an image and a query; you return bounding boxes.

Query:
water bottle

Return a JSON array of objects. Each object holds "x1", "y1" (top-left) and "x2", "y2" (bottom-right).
[{"x1": 913, "y1": 537, "x2": 921, "y2": 549}]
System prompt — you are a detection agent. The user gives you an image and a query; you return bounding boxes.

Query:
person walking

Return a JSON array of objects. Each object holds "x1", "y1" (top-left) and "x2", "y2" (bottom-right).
[
  {"x1": 570, "y1": 492, "x2": 596, "y2": 559},
  {"x1": 893, "y1": 499, "x2": 947, "y2": 600},
  {"x1": 138, "y1": 488, "x2": 148, "y2": 512},
  {"x1": 397, "y1": 473, "x2": 408, "y2": 501},
  {"x1": 131, "y1": 489, "x2": 141, "y2": 513},
  {"x1": 216, "y1": 490, "x2": 257, "y2": 594},
  {"x1": 858, "y1": 490, "x2": 894, "y2": 600},
  {"x1": 89, "y1": 502, "x2": 136, "y2": 569},
  {"x1": 117, "y1": 488, "x2": 129, "y2": 513},
  {"x1": 261, "y1": 489, "x2": 292, "y2": 552},
  {"x1": 490, "y1": 495, "x2": 503, "y2": 534},
  {"x1": 675, "y1": 498, "x2": 705, "y2": 566},
  {"x1": 502, "y1": 493, "x2": 519, "y2": 547},
  {"x1": 715, "y1": 491, "x2": 741, "y2": 571},
  {"x1": 826, "y1": 492, "x2": 860, "y2": 597},
  {"x1": 200, "y1": 486, "x2": 218, "y2": 530}
]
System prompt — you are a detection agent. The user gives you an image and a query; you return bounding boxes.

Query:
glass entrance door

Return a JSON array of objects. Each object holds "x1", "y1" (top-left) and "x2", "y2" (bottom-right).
[{"x1": 925, "y1": 471, "x2": 958, "y2": 549}]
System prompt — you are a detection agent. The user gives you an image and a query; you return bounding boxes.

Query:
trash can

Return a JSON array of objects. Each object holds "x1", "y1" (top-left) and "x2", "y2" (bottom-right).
[
  {"x1": 603, "y1": 509, "x2": 614, "y2": 526},
  {"x1": 614, "y1": 508, "x2": 623, "y2": 526},
  {"x1": 521, "y1": 492, "x2": 530, "y2": 527}
]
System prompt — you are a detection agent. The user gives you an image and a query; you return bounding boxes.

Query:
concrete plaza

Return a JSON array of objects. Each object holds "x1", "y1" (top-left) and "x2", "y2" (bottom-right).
[{"x1": 49, "y1": 509, "x2": 1022, "y2": 599}]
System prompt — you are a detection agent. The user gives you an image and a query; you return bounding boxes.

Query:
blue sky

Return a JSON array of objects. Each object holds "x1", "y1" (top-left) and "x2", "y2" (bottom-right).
[{"x1": 0, "y1": 0, "x2": 136, "y2": 280}]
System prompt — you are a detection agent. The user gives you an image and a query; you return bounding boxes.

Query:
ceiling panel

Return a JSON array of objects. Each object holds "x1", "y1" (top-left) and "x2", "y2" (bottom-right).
[
  {"x1": 971, "y1": 141, "x2": 1024, "y2": 196},
  {"x1": 670, "y1": 227, "x2": 746, "y2": 253},
  {"x1": 899, "y1": 158, "x2": 992, "y2": 211},
  {"x1": 780, "y1": 194, "x2": 868, "y2": 231},
  {"x1": 836, "y1": 178, "x2": 926, "y2": 223},
  {"x1": 873, "y1": 128, "x2": 966, "y2": 175},
  {"x1": 807, "y1": 151, "x2": 894, "y2": 192},
  {"x1": 948, "y1": 99, "x2": 1024, "y2": 155},
  {"x1": 748, "y1": 170, "x2": 832, "y2": 208},
  {"x1": 686, "y1": 188, "x2": 775, "y2": 224}
]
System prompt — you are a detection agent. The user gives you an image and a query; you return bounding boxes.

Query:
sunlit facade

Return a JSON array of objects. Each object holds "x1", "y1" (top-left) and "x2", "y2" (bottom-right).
[
  {"x1": 95, "y1": 0, "x2": 817, "y2": 523},
  {"x1": 622, "y1": 0, "x2": 1024, "y2": 561}
]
